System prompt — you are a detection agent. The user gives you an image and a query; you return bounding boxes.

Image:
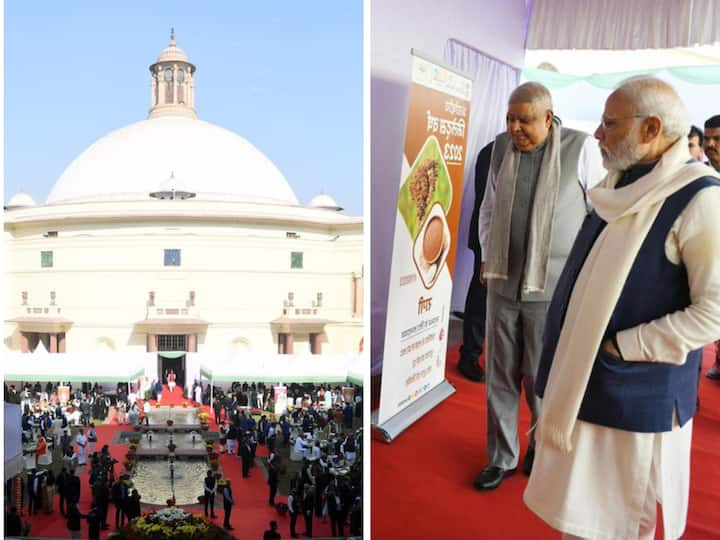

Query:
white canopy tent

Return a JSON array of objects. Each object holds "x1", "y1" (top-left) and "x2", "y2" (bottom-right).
[
  {"x1": 189, "y1": 352, "x2": 363, "y2": 385},
  {"x1": 3, "y1": 352, "x2": 152, "y2": 383}
]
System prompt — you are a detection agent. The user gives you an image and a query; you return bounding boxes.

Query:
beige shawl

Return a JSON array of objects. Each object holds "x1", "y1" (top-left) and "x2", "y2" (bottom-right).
[
  {"x1": 536, "y1": 136, "x2": 719, "y2": 452},
  {"x1": 485, "y1": 117, "x2": 561, "y2": 293}
]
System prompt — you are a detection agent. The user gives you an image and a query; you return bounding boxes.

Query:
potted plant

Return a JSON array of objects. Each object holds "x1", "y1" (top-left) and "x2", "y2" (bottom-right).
[
  {"x1": 182, "y1": 401, "x2": 189, "y2": 408},
  {"x1": 167, "y1": 442, "x2": 177, "y2": 453},
  {"x1": 166, "y1": 419, "x2": 174, "y2": 427}
]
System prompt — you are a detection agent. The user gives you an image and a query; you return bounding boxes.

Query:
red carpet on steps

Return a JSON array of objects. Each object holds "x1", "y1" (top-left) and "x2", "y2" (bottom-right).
[
  {"x1": 158, "y1": 384, "x2": 186, "y2": 406},
  {"x1": 19, "y1": 402, "x2": 335, "y2": 539},
  {"x1": 372, "y1": 345, "x2": 720, "y2": 540}
]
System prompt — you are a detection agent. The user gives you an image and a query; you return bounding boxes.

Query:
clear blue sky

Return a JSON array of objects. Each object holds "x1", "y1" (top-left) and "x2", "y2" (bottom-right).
[{"x1": 4, "y1": 1, "x2": 363, "y2": 214}]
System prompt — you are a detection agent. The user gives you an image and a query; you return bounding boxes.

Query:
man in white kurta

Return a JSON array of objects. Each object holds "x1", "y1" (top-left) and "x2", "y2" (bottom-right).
[
  {"x1": 524, "y1": 77, "x2": 720, "y2": 540},
  {"x1": 75, "y1": 430, "x2": 87, "y2": 466}
]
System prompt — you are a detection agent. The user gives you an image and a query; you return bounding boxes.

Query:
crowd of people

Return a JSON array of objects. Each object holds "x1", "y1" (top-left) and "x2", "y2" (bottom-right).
[
  {"x1": 5, "y1": 378, "x2": 363, "y2": 539},
  {"x1": 210, "y1": 380, "x2": 364, "y2": 537}
]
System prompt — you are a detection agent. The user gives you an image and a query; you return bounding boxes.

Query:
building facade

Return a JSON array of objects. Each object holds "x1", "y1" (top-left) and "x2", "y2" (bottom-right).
[{"x1": 4, "y1": 34, "x2": 363, "y2": 384}]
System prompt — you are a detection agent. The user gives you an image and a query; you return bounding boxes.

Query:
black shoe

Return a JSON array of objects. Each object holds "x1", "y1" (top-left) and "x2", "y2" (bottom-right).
[
  {"x1": 458, "y1": 358, "x2": 485, "y2": 383},
  {"x1": 473, "y1": 466, "x2": 516, "y2": 490},
  {"x1": 523, "y1": 447, "x2": 535, "y2": 476}
]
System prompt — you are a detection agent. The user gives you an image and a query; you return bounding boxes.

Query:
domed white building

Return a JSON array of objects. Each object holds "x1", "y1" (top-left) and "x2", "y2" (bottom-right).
[{"x1": 4, "y1": 34, "x2": 363, "y2": 389}]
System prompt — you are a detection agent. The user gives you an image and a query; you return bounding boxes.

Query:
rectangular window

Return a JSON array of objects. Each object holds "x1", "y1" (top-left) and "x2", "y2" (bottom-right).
[
  {"x1": 157, "y1": 335, "x2": 187, "y2": 351},
  {"x1": 41, "y1": 251, "x2": 53, "y2": 268},
  {"x1": 291, "y1": 251, "x2": 303, "y2": 269},
  {"x1": 164, "y1": 249, "x2": 181, "y2": 266}
]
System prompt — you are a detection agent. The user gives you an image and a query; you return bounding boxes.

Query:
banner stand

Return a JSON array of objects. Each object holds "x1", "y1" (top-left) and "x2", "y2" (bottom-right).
[
  {"x1": 375, "y1": 50, "x2": 472, "y2": 440},
  {"x1": 372, "y1": 379, "x2": 455, "y2": 442}
]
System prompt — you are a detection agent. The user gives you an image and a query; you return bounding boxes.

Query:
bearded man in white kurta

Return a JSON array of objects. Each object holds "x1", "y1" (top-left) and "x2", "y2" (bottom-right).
[{"x1": 524, "y1": 77, "x2": 720, "y2": 539}]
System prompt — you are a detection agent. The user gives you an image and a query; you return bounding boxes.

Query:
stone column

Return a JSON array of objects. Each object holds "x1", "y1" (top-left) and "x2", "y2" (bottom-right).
[
  {"x1": 188, "y1": 334, "x2": 197, "y2": 352},
  {"x1": 285, "y1": 333, "x2": 294, "y2": 354},
  {"x1": 20, "y1": 332, "x2": 29, "y2": 353},
  {"x1": 278, "y1": 333, "x2": 286, "y2": 354},
  {"x1": 58, "y1": 333, "x2": 66, "y2": 353},
  {"x1": 147, "y1": 334, "x2": 158, "y2": 352},
  {"x1": 173, "y1": 65, "x2": 178, "y2": 104},
  {"x1": 49, "y1": 333, "x2": 58, "y2": 353}
]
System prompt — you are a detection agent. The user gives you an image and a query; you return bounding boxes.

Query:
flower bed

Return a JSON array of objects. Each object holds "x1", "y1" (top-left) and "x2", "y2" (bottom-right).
[{"x1": 117, "y1": 507, "x2": 235, "y2": 539}]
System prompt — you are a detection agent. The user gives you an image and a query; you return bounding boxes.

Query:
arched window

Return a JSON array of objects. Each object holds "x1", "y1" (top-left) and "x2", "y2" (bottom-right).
[
  {"x1": 177, "y1": 68, "x2": 185, "y2": 103},
  {"x1": 164, "y1": 67, "x2": 173, "y2": 103}
]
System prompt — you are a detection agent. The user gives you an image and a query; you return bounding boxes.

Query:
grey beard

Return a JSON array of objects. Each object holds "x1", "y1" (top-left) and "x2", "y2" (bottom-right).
[{"x1": 602, "y1": 140, "x2": 648, "y2": 172}]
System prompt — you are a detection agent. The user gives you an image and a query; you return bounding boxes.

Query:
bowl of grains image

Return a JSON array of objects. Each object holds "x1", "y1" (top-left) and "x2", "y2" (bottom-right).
[{"x1": 398, "y1": 135, "x2": 452, "y2": 240}]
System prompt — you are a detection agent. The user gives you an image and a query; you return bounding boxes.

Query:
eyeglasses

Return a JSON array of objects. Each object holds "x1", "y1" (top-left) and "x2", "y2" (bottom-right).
[{"x1": 600, "y1": 115, "x2": 646, "y2": 129}]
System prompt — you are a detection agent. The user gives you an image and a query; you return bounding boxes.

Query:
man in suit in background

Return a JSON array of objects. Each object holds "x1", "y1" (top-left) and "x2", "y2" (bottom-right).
[
  {"x1": 222, "y1": 479, "x2": 234, "y2": 530},
  {"x1": 457, "y1": 141, "x2": 494, "y2": 382},
  {"x1": 204, "y1": 470, "x2": 217, "y2": 518}
]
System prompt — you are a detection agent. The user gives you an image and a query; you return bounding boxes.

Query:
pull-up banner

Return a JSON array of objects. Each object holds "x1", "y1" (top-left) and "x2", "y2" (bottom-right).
[{"x1": 376, "y1": 51, "x2": 472, "y2": 433}]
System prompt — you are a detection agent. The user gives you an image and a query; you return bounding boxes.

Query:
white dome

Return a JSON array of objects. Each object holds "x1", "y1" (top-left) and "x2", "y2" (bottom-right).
[
  {"x1": 309, "y1": 193, "x2": 342, "y2": 211},
  {"x1": 6, "y1": 191, "x2": 37, "y2": 209},
  {"x1": 47, "y1": 116, "x2": 298, "y2": 206},
  {"x1": 156, "y1": 43, "x2": 190, "y2": 63}
]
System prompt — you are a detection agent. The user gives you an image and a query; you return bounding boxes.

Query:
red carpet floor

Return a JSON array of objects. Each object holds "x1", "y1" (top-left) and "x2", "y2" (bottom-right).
[
  {"x1": 157, "y1": 384, "x2": 186, "y2": 406},
  {"x1": 18, "y1": 400, "x2": 335, "y2": 539},
  {"x1": 372, "y1": 345, "x2": 720, "y2": 540}
]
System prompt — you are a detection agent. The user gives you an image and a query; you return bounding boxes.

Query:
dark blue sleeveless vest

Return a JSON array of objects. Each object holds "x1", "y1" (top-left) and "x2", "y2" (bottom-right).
[{"x1": 536, "y1": 174, "x2": 720, "y2": 433}]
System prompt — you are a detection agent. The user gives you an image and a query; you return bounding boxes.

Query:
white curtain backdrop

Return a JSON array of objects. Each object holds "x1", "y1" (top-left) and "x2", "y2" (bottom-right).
[
  {"x1": 442, "y1": 39, "x2": 521, "y2": 311},
  {"x1": 527, "y1": 0, "x2": 720, "y2": 50}
]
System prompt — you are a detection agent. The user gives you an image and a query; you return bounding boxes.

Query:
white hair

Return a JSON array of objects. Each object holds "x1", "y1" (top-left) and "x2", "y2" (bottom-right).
[
  {"x1": 615, "y1": 76, "x2": 689, "y2": 141},
  {"x1": 509, "y1": 82, "x2": 553, "y2": 111}
]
